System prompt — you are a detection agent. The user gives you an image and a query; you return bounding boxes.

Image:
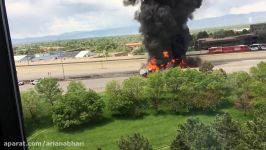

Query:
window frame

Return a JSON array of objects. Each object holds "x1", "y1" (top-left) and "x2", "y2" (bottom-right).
[{"x1": 0, "y1": 1, "x2": 27, "y2": 149}]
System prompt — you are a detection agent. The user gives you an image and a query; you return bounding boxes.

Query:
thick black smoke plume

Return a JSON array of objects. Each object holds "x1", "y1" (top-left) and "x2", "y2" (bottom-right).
[{"x1": 124, "y1": 0, "x2": 203, "y2": 66}]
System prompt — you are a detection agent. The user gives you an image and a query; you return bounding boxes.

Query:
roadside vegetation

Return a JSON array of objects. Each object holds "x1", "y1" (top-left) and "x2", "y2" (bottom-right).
[
  {"x1": 14, "y1": 24, "x2": 266, "y2": 55},
  {"x1": 14, "y1": 35, "x2": 142, "y2": 55},
  {"x1": 21, "y1": 62, "x2": 266, "y2": 149}
]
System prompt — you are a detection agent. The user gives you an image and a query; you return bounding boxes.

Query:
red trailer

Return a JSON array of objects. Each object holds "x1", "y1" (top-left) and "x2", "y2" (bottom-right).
[
  {"x1": 208, "y1": 45, "x2": 250, "y2": 54},
  {"x1": 208, "y1": 47, "x2": 223, "y2": 54}
]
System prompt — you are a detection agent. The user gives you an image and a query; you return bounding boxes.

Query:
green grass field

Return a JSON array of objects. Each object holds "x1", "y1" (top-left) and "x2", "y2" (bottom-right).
[{"x1": 27, "y1": 107, "x2": 251, "y2": 150}]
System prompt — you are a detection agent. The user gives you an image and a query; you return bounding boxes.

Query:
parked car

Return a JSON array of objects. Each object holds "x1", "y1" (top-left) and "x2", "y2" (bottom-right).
[
  {"x1": 261, "y1": 44, "x2": 266, "y2": 50},
  {"x1": 18, "y1": 81, "x2": 24, "y2": 86},
  {"x1": 30, "y1": 80, "x2": 39, "y2": 85},
  {"x1": 249, "y1": 44, "x2": 266, "y2": 51}
]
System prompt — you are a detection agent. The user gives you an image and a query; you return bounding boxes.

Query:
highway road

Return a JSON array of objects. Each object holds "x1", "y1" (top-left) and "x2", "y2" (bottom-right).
[
  {"x1": 19, "y1": 76, "x2": 128, "y2": 92},
  {"x1": 16, "y1": 51, "x2": 266, "y2": 81},
  {"x1": 19, "y1": 58, "x2": 266, "y2": 92}
]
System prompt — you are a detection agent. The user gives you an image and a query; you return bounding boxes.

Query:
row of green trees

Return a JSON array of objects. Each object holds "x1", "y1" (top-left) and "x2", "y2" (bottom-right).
[
  {"x1": 105, "y1": 69, "x2": 229, "y2": 117},
  {"x1": 15, "y1": 29, "x2": 266, "y2": 55},
  {"x1": 195, "y1": 29, "x2": 250, "y2": 40},
  {"x1": 14, "y1": 35, "x2": 142, "y2": 55},
  {"x1": 21, "y1": 79, "x2": 104, "y2": 131},
  {"x1": 105, "y1": 62, "x2": 266, "y2": 118},
  {"x1": 21, "y1": 62, "x2": 266, "y2": 132},
  {"x1": 117, "y1": 108, "x2": 266, "y2": 150}
]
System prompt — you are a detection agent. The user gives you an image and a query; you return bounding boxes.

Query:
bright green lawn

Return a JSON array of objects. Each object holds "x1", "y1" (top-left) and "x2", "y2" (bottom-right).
[{"x1": 28, "y1": 108, "x2": 251, "y2": 150}]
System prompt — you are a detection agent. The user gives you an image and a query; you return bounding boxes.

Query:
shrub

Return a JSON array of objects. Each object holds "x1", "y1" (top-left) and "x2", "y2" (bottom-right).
[
  {"x1": 171, "y1": 118, "x2": 219, "y2": 150},
  {"x1": 35, "y1": 77, "x2": 62, "y2": 106},
  {"x1": 164, "y1": 68, "x2": 184, "y2": 112},
  {"x1": 106, "y1": 77, "x2": 147, "y2": 117},
  {"x1": 250, "y1": 61, "x2": 266, "y2": 83},
  {"x1": 165, "y1": 69, "x2": 228, "y2": 112},
  {"x1": 227, "y1": 72, "x2": 258, "y2": 114},
  {"x1": 21, "y1": 89, "x2": 51, "y2": 123},
  {"x1": 52, "y1": 81, "x2": 104, "y2": 129},
  {"x1": 146, "y1": 72, "x2": 165, "y2": 111},
  {"x1": 199, "y1": 61, "x2": 214, "y2": 73},
  {"x1": 196, "y1": 31, "x2": 209, "y2": 39},
  {"x1": 243, "y1": 106, "x2": 266, "y2": 149},
  {"x1": 118, "y1": 133, "x2": 153, "y2": 150},
  {"x1": 191, "y1": 73, "x2": 229, "y2": 111},
  {"x1": 171, "y1": 114, "x2": 249, "y2": 150},
  {"x1": 213, "y1": 68, "x2": 227, "y2": 78},
  {"x1": 66, "y1": 80, "x2": 87, "y2": 94},
  {"x1": 131, "y1": 45, "x2": 145, "y2": 55},
  {"x1": 211, "y1": 113, "x2": 247, "y2": 149},
  {"x1": 164, "y1": 68, "x2": 201, "y2": 112}
]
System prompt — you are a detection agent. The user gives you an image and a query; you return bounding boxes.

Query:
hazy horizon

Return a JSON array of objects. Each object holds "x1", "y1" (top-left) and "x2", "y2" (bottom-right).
[{"x1": 6, "y1": 0, "x2": 266, "y2": 39}]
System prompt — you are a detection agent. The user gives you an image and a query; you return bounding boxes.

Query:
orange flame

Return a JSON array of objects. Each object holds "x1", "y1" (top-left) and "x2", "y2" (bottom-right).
[
  {"x1": 147, "y1": 58, "x2": 160, "y2": 71},
  {"x1": 163, "y1": 51, "x2": 170, "y2": 58},
  {"x1": 146, "y1": 50, "x2": 189, "y2": 72}
]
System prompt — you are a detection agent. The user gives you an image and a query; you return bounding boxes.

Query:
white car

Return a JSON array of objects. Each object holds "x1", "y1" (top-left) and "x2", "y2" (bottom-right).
[
  {"x1": 261, "y1": 45, "x2": 266, "y2": 50},
  {"x1": 31, "y1": 80, "x2": 39, "y2": 85},
  {"x1": 249, "y1": 44, "x2": 266, "y2": 51},
  {"x1": 18, "y1": 81, "x2": 24, "y2": 86},
  {"x1": 249, "y1": 44, "x2": 260, "y2": 51},
  {"x1": 139, "y1": 69, "x2": 149, "y2": 77}
]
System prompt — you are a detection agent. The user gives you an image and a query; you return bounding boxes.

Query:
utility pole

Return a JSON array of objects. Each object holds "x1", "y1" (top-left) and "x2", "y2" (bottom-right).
[
  {"x1": 57, "y1": 39, "x2": 66, "y2": 80},
  {"x1": 60, "y1": 49, "x2": 66, "y2": 80}
]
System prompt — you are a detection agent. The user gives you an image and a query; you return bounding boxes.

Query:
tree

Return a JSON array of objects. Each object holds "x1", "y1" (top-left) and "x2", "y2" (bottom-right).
[
  {"x1": 192, "y1": 73, "x2": 228, "y2": 111},
  {"x1": 171, "y1": 118, "x2": 219, "y2": 150},
  {"x1": 165, "y1": 68, "x2": 227, "y2": 112},
  {"x1": 242, "y1": 29, "x2": 250, "y2": 34},
  {"x1": 21, "y1": 89, "x2": 52, "y2": 132},
  {"x1": 213, "y1": 29, "x2": 226, "y2": 38},
  {"x1": 21, "y1": 90, "x2": 43, "y2": 122},
  {"x1": 196, "y1": 31, "x2": 209, "y2": 39},
  {"x1": 211, "y1": 113, "x2": 247, "y2": 149},
  {"x1": 243, "y1": 106, "x2": 266, "y2": 149},
  {"x1": 146, "y1": 72, "x2": 165, "y2": 112},
  {"x1": 66, "y1": 80, "x2": 87, "y2": 94},
  {"x1": 105, "y1": 80, "x2": 126, "y2": 116},
  {"x1": 224, "y1": 30, "x2": 235, "y2": 37},
  {"x1": 250, "y1": 61, "x2": 266, "y2": 83},
  {"x1": 52, "y1": 81, "x2": 104, "y2": 129},
  {"x1": 35, "y1": 78, "x2": 62, "y2": 106},
  {"x1": 248, "y1": 80, "x2": 266, "y2": 107},
  {"x1": 118, "y1": 133, "x2": 153, "y2": 150},
  {"x1": 122, "y1": 76, "x2": 147, "y2": 116},
  {"x1": 131, "y1": 45, "x2": 145, "y2": 55},
  {"x1": 106, "y1": 77, "x2": 147, "y2": 117},
  {"x1": 199, "y1": 61, "x2": 214, "y2": 73},
  {"x1": 164, "y1": 68, "x2": 183, "y2": 112},
  {"x1": 213, "y1": 68, "x2": 227, "y2": 78},
  {"x1": 227, "y1": 72, "x2": 253, "y2": 115}
]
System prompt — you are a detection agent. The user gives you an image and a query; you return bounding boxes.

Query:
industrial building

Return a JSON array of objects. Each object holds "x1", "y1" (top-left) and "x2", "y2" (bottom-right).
[
  {"x1": 14, "y1": 50, "x2": 96, "y2": 62},
  {"x1": 197, "y1": 34, "x2": 258, "y2": 50},
  {"x1": 250, "y1": 23, "x2": 266, "y2": 35}
]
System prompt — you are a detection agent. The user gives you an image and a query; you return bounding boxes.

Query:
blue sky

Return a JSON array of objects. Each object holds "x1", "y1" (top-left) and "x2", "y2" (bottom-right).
[{"x1": 6, "y1": 0, "x2": 266, "y2": 38}]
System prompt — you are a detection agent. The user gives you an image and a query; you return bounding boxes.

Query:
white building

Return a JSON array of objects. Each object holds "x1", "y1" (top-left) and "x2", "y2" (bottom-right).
[
  {"x1": 14, "y1": 55, "x2": 27, "y2": 61},
  {"x1": 75, "y1": 50, "x2": 95, "y2": 58}
]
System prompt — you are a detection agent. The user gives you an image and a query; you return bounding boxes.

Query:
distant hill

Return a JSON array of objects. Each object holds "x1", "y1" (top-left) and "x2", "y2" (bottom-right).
[
  {"x1": 12, "y1": 26, "x2": 139, "y2": 45},
  {"x1": 188, "y1": 11, "x2": 266, "y2": 29},
  {"x1": 12, "y1": 11, "x2": 266, "y2": 45}
]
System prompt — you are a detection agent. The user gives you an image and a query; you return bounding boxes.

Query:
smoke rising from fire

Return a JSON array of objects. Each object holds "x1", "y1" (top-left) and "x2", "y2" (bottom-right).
[{"x1": 124, "y1": 0, "x2": 203, "y2": 67}]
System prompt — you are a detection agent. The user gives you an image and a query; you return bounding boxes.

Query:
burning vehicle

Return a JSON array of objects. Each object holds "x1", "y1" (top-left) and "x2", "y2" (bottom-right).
[{"x1": 124, "y1": 0, "x2": 203, "y2": 75}]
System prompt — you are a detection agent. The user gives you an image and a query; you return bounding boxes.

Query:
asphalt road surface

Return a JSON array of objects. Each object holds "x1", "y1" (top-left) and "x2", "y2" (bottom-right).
[
  {"x1": 16, "y1": 51, "x2": 266, "y2": 81},
  {"x1": 19, "y1": 58, "x2": 266, "y2": 92},
  {"x1": 19, "y1": 76, "x2": 128, "y2": 92}
]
